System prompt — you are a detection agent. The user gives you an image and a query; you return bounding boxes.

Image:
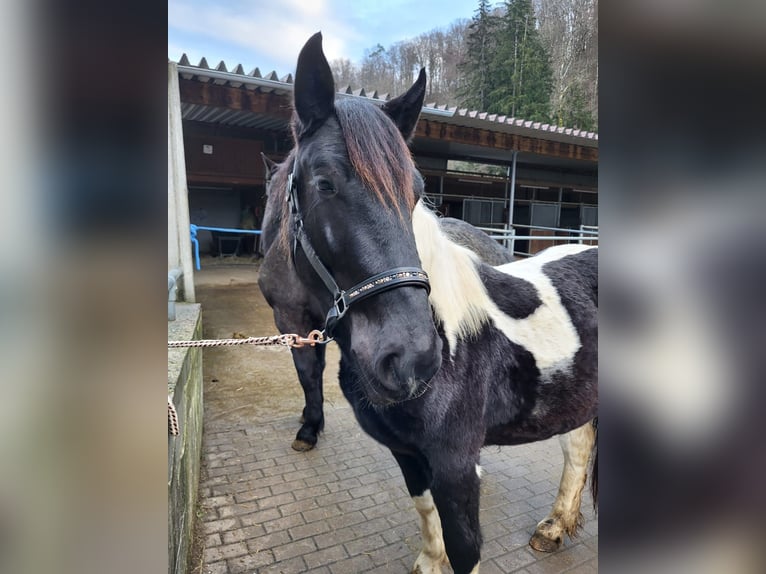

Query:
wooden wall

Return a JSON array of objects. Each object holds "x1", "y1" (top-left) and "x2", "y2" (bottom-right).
[{"x1": 183, "y1": 133, "x2": 264, "y2": 186}]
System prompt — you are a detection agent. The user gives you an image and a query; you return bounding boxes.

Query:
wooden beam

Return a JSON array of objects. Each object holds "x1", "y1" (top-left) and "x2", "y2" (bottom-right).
[
  {"x1": 415, "y1": 119, "x2": 598, "y2": 162},
  {"x1": 179, "y1": 79, "x2": 293, "y2": 119},
  {"x1": 187, "y1": 173, "x2": 266, "y2": 186},
  {"x1": 178, "y1": 80, "x2": 597, "y2": 162}
]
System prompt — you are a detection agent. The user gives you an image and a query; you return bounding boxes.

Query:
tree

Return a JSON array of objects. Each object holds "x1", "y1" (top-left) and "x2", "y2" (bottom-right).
[
  {"x1": 330, "y1": 57, "x2": 357, "y2": 88},
  {"x1": 487, "y1": 0, "x2": 553, "y2": 121},
  {"x1": 460, "y1": 0, "x2": 500, "y2": 110},
  {"x1": 330, "y1": 23, "x2": 469, "y2": 106},
  {"x1": 537, "y1": 0, "x2": 598, "y2": 129},
  {"x1": 557, "y1": 83, "x2": 592, "y2": 129},
  {"x1": 359, "y1": 44, "x2": 391, "y2": 89},
  {"x1": 323, "y1": 0, "x2": 599, "y2": 130}
]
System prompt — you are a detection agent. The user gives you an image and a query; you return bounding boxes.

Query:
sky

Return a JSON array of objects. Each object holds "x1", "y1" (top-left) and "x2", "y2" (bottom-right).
[{"x1": 168, "y1": 0, "x2": 477, "y2": 76}]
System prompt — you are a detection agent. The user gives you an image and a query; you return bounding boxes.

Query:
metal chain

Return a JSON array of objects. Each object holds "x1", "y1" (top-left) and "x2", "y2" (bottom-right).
[{"x1": 168, "y1": 329, "x2": 326, "y2": 350}]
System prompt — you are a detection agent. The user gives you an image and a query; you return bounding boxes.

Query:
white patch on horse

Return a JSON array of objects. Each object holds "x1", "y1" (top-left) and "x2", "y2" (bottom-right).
[
  {"x1": 413, "y1": 201, "x2": 592, "y2": 370},
  {"x1": 475, "y1": 464, "x2": 483, "y2": 479},
  {"x1": 493, "y1": 244, "x2": 594, "y2": 370},
  {"x1": 412, "y1": 489, "x2": 447, "y2": 573}
]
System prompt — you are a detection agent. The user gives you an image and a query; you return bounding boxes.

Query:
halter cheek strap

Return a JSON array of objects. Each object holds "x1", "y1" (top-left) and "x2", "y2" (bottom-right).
[{"x1": 286, "y1": 168, "x2": 430, "y2": 338}]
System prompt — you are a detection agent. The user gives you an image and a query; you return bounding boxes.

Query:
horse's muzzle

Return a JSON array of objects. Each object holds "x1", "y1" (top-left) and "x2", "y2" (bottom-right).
[{"x1": 372, "y1": 335, "x2": 442, "y2": 403}]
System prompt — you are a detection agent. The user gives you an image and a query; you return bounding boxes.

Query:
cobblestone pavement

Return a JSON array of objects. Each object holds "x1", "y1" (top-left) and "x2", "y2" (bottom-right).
[
  {"x1": 198, "y1": 407, "x2": 597, "y2": 574},
  {"x1": 195, "y1": 266, "x2": 597, "y2": 573}
]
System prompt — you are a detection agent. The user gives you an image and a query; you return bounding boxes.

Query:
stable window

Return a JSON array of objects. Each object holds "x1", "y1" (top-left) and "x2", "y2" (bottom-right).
[
  {"x1": 463, "y1": 199, "x2": 505, "y2": 227},
  {"x1": 531, "y1": 203, "x2": 560, "y2": 228},
  {"x1": 582, "y1": 206, "x2": 598, "y2": 227}
]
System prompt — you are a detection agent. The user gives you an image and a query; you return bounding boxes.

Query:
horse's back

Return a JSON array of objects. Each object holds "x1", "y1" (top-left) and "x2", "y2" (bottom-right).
[
  {"x1": 497, "y1": 245, "x2": 597, "y2": 307},
  {"x1": 439, "y1": 217, "x2": 514, "y2": 267}
]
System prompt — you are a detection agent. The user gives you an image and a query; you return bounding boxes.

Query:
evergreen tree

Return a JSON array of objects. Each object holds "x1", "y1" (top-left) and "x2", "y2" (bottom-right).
[
  {"x1": 488, "y1": 0, "x2": 553, "y2": 121},
  {"x1": 559, "y1": 83, "x2": 596, "y2": 130},
  {"x1": 460, "y1": 0, "x2": 500, "y2": 111}
]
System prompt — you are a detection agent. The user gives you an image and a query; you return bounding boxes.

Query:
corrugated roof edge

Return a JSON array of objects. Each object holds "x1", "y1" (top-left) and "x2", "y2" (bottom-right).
[{"x1": 173, "y1": 56, "x2": 598, "y2": 144}]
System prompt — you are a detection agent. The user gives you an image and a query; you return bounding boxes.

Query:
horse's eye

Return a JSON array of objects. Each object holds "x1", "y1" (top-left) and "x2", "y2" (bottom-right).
[{"x1": 315, "y1": 178, "x2": 335, "y2": 194}]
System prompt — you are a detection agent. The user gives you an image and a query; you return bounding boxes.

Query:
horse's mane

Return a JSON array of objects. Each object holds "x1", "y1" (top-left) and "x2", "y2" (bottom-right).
[
  {"x1": 333, "y1": 99, "x2": 416, "y2": 218},
  {"x1": 412, "y1": 201, "x2": 492, "y2": 353},
  {"x1": 265, "y1": 149, "x2": 294, "y2": 255}
]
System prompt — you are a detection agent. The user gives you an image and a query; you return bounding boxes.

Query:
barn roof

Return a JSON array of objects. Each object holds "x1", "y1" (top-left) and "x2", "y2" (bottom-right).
[{"x1": 174, "y1": 55, "x2": 598, "y2": 149}]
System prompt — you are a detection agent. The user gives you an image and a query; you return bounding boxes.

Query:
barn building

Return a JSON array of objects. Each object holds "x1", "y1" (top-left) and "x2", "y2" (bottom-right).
[{"x1": 168, "y1": 59, "x2": 598, "y2": 300}]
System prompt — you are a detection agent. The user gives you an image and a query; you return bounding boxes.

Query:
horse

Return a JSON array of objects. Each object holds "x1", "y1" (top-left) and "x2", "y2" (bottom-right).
[
  {"x1": 258, "y1": 32, "x2": 597, "y2": 573},
  {"x1": 259, "y1": 156, "x2": 514, "y2": 451}
]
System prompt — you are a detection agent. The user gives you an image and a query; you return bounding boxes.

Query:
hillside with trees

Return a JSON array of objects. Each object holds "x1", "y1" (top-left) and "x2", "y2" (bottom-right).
[{"x1": 329, "y1": 0, "x2": 597, "y2": 130}]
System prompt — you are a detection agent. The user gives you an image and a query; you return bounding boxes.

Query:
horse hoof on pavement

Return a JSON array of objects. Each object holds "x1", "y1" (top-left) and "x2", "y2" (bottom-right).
[
  {"x1": 529, "y1": 530, "x2": 563, "y2": 552},
  {"x1": 291, "y1": 438, "x2": 315, "y2": 452}
]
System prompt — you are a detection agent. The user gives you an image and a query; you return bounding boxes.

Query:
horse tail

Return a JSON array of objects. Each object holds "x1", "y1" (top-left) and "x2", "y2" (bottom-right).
[{"x1": 590, "y1": 417, "x2": 598, "y2": 511}]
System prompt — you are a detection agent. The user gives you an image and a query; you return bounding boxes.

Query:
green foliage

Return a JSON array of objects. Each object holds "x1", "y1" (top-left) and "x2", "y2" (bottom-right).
[
  {"x1": 459, "y1": 0, "x2": 499, "y2": 111},
  {"x1": 462, "y1": 0, "x2": 553, "y2": 122},
  {"x1": 329, "y1": 0, "x2": 597, "y2": 131},
  {"x1": 556, "y1": 83, "x2": 596, "y2": 131},
  {"x1": 449, "y1": 159, "x2": 506, "y2": 176}
]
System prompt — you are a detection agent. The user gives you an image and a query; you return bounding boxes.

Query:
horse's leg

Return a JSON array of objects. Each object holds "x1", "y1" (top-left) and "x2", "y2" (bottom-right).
[
  {"x1": 290, "y1": 343, "x2": 326, "y2": 451},
  {"x1": 392, "y1": 452, "x2": 447, "y2": 574},
  {"x1": 529, "y1": 419, "x2": 596, "y2": 552},
  {"x1": 429, "y1": 462, "x2": 482, "y2": 574}
]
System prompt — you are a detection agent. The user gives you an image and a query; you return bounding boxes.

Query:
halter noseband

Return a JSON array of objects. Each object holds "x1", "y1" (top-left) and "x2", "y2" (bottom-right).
[{"x1": 286, "y1": 165, "x2": 430, "y2": 339}]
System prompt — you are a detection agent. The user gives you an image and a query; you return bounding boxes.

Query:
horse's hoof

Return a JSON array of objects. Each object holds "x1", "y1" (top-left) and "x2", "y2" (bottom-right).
[
  {"x1": 411, "y1": 563, "x2": 442, "y2": 574},
  {"x1": 291, "y1": 439, "x2": 316, "y2": 452},
  {"x1": 529, "y1": 530, "x2": 563, "y2": 552},
  {"x1": 411, "y1": 551, "x2": 446, "y2": 573}
]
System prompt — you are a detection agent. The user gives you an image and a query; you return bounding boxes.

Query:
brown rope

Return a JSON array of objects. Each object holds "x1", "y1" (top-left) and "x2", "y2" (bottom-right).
[{"x1": 167, "y1": 330, "x2": 325, "y2": 435}]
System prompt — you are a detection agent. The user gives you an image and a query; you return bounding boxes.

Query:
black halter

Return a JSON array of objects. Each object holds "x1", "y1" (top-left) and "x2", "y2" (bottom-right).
[{"x1": 286, "y1": 165, "x2": 430, "y2": 339}]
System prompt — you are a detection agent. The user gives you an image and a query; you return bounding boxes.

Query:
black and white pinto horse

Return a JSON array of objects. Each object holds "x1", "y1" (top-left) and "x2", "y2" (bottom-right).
[
  {"x1": 258, "y1": 32, "x2": 597, "y2": 574},
  {"x1": 259, "y1": 157, "x2": 513, "y2": 452}
]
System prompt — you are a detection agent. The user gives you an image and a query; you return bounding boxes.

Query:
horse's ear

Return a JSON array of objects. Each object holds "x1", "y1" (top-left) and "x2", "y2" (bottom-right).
[
  {"x1": 261, "y1": 153, "x2": 279, "y2": 181},
  {"x1": 293, "y1": 32, "x2": 335, "y2": 139},
  {"x1": 381, "y1": 67, "x2": 426, "y2": 142}
]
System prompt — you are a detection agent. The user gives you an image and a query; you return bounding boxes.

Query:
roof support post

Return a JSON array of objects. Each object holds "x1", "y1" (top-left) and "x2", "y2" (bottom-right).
[
  {"x1": 168, "y1": 61, "x2": 196, "y2": 302},
  {"x1": 506, "y1": 150, "x2": 518, "y2": 254}
]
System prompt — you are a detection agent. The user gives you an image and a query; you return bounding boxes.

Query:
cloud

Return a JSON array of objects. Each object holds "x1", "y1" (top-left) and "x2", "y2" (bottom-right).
[{"x1": 168, "y1": 0, "x2": 364, "y2": 72}]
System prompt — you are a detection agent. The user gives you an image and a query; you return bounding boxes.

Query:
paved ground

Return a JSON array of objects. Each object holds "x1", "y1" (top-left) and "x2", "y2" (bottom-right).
[{"x1": 193, "y1": 261, "x2": 597, "y2": 573}]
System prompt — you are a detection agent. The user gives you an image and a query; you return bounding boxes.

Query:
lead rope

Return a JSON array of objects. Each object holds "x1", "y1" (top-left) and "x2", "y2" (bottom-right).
[
  {"x1": 168, "y1": 397, "x2": 179, "y2": 437},
  {"x1": 167, "y1": 329, "x2": 327, "y2": 350},
  {"x1": 167, "y1": 329, "x2": 328, "y2": 436}
]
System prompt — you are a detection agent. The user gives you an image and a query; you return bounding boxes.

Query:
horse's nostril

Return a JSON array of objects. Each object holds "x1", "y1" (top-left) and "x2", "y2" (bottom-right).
[
  {"x1": 376, "y1": 352, "x2": 406, "y2": 392},
  {"x1": 376, "y1": 345, "x2": 441, "y2": 395}
]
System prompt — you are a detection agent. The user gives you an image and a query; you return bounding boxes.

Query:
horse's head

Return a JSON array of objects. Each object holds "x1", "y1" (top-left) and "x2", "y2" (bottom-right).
[{"x1": 288, "y1": 32, "x2": 442, "y2": 405}]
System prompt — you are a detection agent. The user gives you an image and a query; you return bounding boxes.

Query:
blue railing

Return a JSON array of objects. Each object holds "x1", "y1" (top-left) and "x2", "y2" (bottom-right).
[{"x1": 190, "y1": 224, "x2": 262, "y2": 270}]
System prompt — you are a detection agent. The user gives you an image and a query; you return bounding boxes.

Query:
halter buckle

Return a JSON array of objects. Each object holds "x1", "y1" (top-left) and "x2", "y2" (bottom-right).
[{"x1": 333, "y1": 292, "x2": 348, "y2": 318}]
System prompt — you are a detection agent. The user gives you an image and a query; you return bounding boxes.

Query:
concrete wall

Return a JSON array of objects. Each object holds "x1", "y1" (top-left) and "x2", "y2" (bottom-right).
[{"x1": 168, "y1": 304, "x2": 203, "y2": 574}]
